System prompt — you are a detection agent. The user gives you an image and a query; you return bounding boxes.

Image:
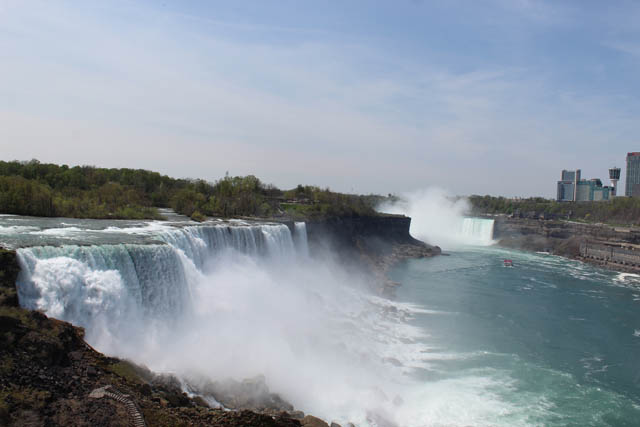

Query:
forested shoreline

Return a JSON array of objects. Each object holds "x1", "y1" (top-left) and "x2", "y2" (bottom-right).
[
  {"x1": 0, "y1": 160, "x2": 380, "y2": 220},
  {"x1": 469, "y1": 194, "x2": 640, "y2": 226}
]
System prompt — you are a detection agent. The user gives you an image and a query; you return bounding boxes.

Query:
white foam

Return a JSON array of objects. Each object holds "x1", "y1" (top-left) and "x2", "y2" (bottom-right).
[
  {"x1": 615, "y1": 272, "x2": 640, "y2": 282},
  {"x1": 0, "y1": 225, "x2": 40, "y2": 234},
  {"x1": 392, "y1": 372, "x2": 546, "y2": 427},
  {"x1": 17, "y1": 254, "x2": 125, "y2": 322},
  {"x1": 34, "y1": 227, "x2": 85, "y2": 236},
  {"x1": 102, "y1": 222, "x2": 175, "y2": 235}
]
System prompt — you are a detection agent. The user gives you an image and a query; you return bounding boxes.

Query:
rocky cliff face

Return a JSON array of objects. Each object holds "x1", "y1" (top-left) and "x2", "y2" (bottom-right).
[
  {"x1": 305, "y1": 215, "x2": 420, "y2": 245},
  {"x1": 305, "y1": 215, "x2": 434, "y2": 251},
  {"x1": 494, "y1": 217, "x2": 640, "y2": 244},
  {"x1": 0, "y1": 249, "x2": 20, "y2": 308},
  {"x1": 305, "y1": 215, "x2": 440, "y2": 295},
  {"x1": 493, "y1": 216, "x2": 640, "y2": 271}
]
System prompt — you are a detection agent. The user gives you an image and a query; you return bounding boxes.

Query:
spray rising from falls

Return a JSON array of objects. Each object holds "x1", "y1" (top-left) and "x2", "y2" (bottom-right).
[
  {"x1": 14, "y1": 220, "x2": 433, "y2": 425},
  {"x1": 379, "y1": 188, "x2": 495, "y2": 249}
]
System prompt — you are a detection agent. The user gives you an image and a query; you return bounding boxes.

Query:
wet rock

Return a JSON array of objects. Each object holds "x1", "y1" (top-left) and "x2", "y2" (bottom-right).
[
  {"x1": 289, "y1": 410, "x2": 305, "y2": 419},
  {"x1": 68, "y1": 351, "x2": 83, "y2": 361},
  {"x1": 194, "y1": 375, "x2": 294, "y2": 413},
  {"x1": 301, "y1": 415, "x2": 330, "y2": 427},
  {"x1": 138, "y1": 382, "x2": 152, "y2": 396},
  {"x1": 162, "y1": 391, "x2": 192, "y2": 408},
  {"x1": 191, "y1": 395, "x2": 210, "y2": 408}
]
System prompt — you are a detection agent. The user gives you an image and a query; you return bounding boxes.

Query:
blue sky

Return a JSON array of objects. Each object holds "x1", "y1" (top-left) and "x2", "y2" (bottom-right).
[{"x1": 1, "y1": 0, "x2": 639, "y2": 197}]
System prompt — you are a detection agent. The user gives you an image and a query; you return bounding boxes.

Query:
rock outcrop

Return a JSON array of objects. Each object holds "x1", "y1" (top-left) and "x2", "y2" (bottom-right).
[{"x1": 304, "y1": 215, "x2": 440, "y2": 295}]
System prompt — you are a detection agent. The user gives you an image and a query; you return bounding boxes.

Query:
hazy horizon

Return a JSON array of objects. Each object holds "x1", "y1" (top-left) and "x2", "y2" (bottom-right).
[{"x1": 2, "y1": 1, "x2": 640, "y2": 197}]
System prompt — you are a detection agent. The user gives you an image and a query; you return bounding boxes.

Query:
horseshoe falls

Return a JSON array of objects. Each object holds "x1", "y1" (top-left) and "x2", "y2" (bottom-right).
[
  {"x1": 3, "y1": 212, "x2": 640, "y2": 426},
  {"x1": 460, "y1": 217, "x2": 495, "y2": 246},
  {"x1": 377, "y1": 189, "x2": 495, "y2": 249}
]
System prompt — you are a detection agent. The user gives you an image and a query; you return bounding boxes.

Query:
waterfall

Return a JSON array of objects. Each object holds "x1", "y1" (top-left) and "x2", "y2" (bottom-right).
[
  {"x1": 293, "y1": 222, "x2": 310, "y2": 258},
  {"x1": 15, "y1": 222, "x2": 305, "y2": 337},
  {"x1": 459, "y1": 217, "x2": 495, "y2": 246},
  {"x1": 7, "y1": 217, "x2": 448, "y2": 425}
]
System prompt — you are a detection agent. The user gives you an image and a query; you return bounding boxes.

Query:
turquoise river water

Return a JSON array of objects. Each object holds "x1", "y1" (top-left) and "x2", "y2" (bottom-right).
[{"x1": 391, "y1": 245, "x2": 640, "y2": 426}]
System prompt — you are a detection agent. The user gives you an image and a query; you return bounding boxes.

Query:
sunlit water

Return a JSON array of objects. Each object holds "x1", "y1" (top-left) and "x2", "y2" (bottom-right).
[{"x1": 390, "y1": 246, "x2": 640, "y2": 426}]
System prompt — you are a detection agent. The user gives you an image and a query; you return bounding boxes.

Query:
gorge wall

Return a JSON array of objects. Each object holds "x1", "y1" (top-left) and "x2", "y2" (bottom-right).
[
  {"x1": 305, "y1": 215, "x2": 434, "y2": 251},
  {"x1": 493, "y1": 216, "x2": 640, "y2": 272},
  {"x1": 303, "y1": 215, "x2": 440, "y2": 294}
]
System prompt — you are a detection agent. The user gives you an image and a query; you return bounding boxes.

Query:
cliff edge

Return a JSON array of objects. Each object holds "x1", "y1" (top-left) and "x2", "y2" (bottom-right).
[{"x1": 305, "y1": 215, "x2": 440, "y2": 294}]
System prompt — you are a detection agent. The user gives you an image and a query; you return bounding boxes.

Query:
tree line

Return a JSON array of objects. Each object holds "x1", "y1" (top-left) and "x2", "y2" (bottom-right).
[
  {"x1": 0, "y1": 160, "x2": 380, "y2": 220},
  {"x1": 469, "y1": 194, "x2": 640, "y2": 226}
]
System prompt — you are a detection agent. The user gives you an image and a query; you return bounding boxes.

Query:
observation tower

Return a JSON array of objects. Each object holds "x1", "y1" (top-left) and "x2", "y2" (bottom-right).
[{"x1": 609, "y1": 167, "x2": 621, "y2": 196}]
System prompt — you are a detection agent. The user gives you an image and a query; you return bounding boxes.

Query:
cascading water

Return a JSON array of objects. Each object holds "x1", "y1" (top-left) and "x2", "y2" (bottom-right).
[
  {"x1": 377, "y1": 189, "x2": 495, "y2": 249},
  {"x1": 10, "y1": 219, "x2": 429, "y2": 425},
  {"x1": 293, "y1": 222, "x2": 309, "y2": 258},
  {"x1": 459, "y1": 217, "x2": 495, "y2": 246},
  {"x1": 16, "y1": 223, "x2": 300, "y2": 329}
]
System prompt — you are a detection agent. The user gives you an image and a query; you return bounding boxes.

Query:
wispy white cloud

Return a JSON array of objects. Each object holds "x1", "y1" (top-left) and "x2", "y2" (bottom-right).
[{"x1": 603, "y1": 41, "x2": 640, "y2": 58}]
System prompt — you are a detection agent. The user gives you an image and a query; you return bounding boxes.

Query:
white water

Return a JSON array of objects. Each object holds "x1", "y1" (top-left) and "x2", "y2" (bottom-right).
[
  {"x1": 378, "y1": 188, "x2": 495, "y2": 249},
  {"x1": 460, "y1": 217, "x2": 495, "y2": 246},
  {"x1": 14, "y1": 220, "x2": 433, "y2": 426}
]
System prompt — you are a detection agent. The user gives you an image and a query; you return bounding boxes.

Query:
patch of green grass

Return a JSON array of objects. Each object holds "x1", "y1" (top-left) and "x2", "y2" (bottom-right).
[{"x1": 280, "y1": 202, "x2": 314, "y2": 218}]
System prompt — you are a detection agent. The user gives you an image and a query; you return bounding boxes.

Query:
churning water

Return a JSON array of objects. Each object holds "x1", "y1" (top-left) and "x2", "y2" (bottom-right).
[{"x1": 2, "y1": 212, "x2": 640, "y2": 426}]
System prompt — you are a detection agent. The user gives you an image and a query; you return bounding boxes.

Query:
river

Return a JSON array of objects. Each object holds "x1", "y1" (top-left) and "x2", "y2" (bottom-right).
[
  {"x1": 391, "y1": 245, "x2": 640, "y2": 426},
  {"x1": 1, "y1": 213, "x2": 639, "y2": 426}
]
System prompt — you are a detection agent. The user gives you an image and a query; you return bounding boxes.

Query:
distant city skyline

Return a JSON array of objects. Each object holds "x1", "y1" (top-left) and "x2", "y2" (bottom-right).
[{"x1": 2, "y1": 1, "x2": 640, "y2": 197}]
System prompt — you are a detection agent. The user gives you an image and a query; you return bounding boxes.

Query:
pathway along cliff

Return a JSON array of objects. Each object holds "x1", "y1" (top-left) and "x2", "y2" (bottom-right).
[{"x1": 0, "y1": 212, "x2": 436, "y2": 426}]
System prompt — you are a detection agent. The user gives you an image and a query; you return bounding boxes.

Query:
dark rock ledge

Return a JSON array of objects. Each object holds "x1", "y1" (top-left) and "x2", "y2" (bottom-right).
[{"x1": 303, "y1": 215, "x2": 441, "y2": 295}]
